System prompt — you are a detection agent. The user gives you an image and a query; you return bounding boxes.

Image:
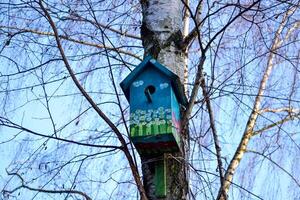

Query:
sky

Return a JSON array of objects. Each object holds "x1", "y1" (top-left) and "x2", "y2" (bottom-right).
[{"x1": 0, "y1": 1, "x2": 300, "y2": 200}]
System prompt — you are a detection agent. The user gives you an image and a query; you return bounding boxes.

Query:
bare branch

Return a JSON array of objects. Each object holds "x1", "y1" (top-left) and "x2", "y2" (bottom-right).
[
  {"x1": 252, "y1": 113, "x2": 300, "y2": 136},
  {"x1": 38, "y1": 1, "x2": 147, "y2": 199},
  {"x1": 4, "y1": 171, "x2": 92, "y2": 200},
  {"x1": 247, "y1": 150, "x2": 300, "y2": 188},
  {"x1": 218, "y1": 5, "x2": 299, "y2": 199},
  {"x1": 0, "y1": 25, "x2": 142, "y2": 60},
  {"x1": 61, "y1": 14, "x2": 141, "y2": 40},
  {"x1": 0, "y1": 116, "x2": 122, "y2": 149},
  {"x1": 259, "y1": 107, "x2": 300, "y2": 114}
]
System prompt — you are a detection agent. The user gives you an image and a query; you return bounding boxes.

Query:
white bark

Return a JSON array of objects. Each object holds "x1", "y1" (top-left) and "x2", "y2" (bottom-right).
[
  {"x1": 141, "y1": 0, "x2": 185, "y2": 81},
  {"x1": 182, "y1": 0, "x2": 190, "y2": 94}
]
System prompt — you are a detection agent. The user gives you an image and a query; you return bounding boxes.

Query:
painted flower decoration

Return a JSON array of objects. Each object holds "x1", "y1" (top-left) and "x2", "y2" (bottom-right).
[
  {"x1": 132, "y1": 80, "x2": 144, "y2": 87},
  {"x1": 159, "y1": 83, "x2": 169, "y2": 89}
]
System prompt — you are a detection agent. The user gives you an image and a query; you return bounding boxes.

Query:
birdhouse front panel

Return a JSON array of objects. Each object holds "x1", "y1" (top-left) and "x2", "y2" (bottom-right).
[{"x1": 128, "y1": 67, "x2": 181, "y2": 154}]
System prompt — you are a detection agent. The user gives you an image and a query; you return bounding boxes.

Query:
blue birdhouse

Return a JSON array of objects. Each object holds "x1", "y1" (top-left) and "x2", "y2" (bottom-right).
[{"x1": 120, "y1": 56, "x2": 187, "y2": 155}]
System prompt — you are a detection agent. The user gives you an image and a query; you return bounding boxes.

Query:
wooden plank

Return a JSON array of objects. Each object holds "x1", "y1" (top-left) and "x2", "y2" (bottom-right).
[{"x1": 154, "y1": 158, "x2": 167, "y2": 197}]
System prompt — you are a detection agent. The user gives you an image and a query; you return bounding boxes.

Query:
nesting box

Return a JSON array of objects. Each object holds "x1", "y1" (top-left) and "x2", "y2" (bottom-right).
[{"x1": 120, "y1": 56, "x2": 187, "y2": 155}]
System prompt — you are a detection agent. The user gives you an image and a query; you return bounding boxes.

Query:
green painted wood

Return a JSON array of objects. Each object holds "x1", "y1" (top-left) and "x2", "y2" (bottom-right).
[{"x1": 155, "y1": 159, "x2": 167, "y2": 197}]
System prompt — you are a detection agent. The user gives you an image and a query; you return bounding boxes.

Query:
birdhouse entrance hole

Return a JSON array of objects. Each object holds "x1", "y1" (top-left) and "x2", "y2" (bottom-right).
[{"x1": 144, "y1": 85, "x2": 156, "y2": 103}]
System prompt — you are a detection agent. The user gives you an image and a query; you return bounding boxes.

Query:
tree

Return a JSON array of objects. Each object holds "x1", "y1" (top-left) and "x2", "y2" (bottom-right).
[{"x1": 0, "y1": 0, "x2": 300, "y2": 200}]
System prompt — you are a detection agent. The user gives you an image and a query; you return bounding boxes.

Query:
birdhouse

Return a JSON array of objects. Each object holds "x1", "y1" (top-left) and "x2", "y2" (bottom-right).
[{"x1": 120, "y1": 56, "x2": 187, "y2": 156}]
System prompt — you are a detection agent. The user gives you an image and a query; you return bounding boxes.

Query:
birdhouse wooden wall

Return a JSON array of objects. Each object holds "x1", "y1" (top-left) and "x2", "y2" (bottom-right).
[
  {"x1": 129, "y1": 68, "x2": 181, "y2": 155},
  {"x1": 120, "y1": 56, "x2": 187, "y2": 156}
]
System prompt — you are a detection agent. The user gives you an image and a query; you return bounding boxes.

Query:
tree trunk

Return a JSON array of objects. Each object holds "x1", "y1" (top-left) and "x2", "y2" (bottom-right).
[{"x1": 140, "y1": 0, "x2": 188, "y2": 199}]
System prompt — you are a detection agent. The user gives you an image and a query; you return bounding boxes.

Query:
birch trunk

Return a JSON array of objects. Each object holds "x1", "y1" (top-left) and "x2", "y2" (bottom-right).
[{"x1": 140, "y1": 0, "x2": 188, "y2": 199}]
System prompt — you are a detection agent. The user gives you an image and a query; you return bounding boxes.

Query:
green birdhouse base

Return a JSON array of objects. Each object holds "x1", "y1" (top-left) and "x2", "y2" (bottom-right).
[{"x1": 154, "y1": 157, "x2": 167, "y2": 198}]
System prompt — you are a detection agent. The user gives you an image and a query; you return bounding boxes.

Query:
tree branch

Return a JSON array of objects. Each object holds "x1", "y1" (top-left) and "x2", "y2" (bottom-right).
[
  {"x1": 217, "y1": 5, "x2": 298, "y2": 199},
  {"x1": 259, "y1": 107, "x2": 300, "y2": 114},
  {"x1": 61, "y1": 14, "x2": 141, "y2": 40},
  {"x1": 38, "y1": 1, "x2": 147, "y2": 199},
  {"x1": 200, "y1": 78, "x2": 226, "y2": 199},
  {"x1": 247, "y1": 150, "x2": 300, "y2": 188},
  {"x1": 252, "y1": 113, "x2": 300, "y2": 136},
  {"x1": 0, "y1": 25, "x2": 142, "y2": 60},
  {"x1": 0, "y1": 116, "x2": 121, "y2": 149},
  {"x1": 4, "y1": 171, "x2": 92, "y2": 200}
]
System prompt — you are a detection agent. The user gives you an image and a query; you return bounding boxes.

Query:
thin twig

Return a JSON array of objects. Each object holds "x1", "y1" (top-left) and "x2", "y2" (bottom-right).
[{"x1": 38, "y1": 1, "x2": 147, "y2": 199}]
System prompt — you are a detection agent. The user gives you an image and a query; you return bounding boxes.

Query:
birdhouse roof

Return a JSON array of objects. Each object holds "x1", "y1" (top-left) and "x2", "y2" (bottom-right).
[{"x1": 120, "y1": 56, "x2": 188, "y2": 106}]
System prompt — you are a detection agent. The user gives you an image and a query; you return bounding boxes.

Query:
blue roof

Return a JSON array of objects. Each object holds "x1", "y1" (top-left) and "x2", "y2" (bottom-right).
[{"x1": 120, "y1": 56, "x2": 187, "y2": 106}]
